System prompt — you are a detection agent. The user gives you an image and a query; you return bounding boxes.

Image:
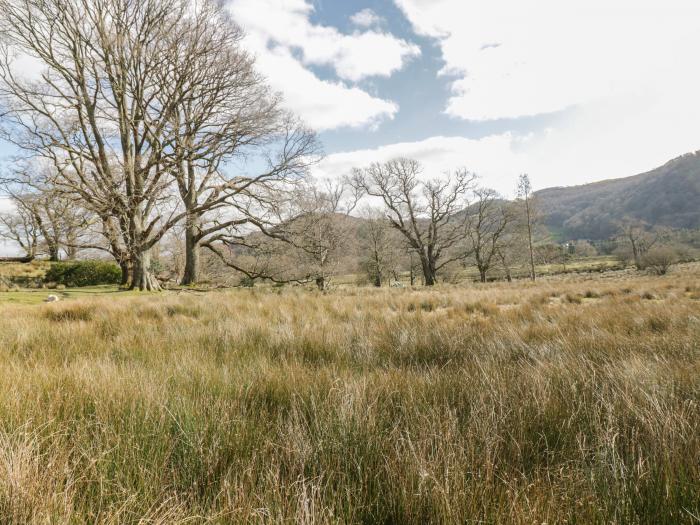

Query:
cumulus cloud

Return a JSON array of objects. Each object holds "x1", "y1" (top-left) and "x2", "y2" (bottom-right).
[
  {"x1": 315, "y1": 100, "x2": 700, "y2": 197},
  {"x1": 241, "y1": 33, "x2": 398, "y2": 131},
  {"x1": 395, "y1": 0, "x2": 700, "y2": 121},
  {"x1": 350, "y1": 8, "x2": 384, "y2": 28},
  {"x1": 229, "y1": 0, "x2": 420, "y2": 131},
  {"x1": 231, "y1": 0, "x2": 418, "y2": 82},
  {"x1": 384, "y1": 0, "x2": 700, "y2": 190},
  {"x1": 228, "y1": 0, "x2": 418, "y2": 130}
]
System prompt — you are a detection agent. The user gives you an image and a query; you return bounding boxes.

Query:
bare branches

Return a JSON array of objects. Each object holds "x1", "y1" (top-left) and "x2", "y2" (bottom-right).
[
  {"x1": 0, "y1": 0, "x2": 321, "y2": 289},
  {"x1": 0, "y1": 197, "x2": 38, "y2": 258},
  {"x1": 352, "y1": 158, "x2": 476, "y2": 285},
  {"x1": 516, "y1": 174, "x2": 538, "y2": 280},
  {"x1": 465, "y1": 188, "x2": 517, "y2": 282}
]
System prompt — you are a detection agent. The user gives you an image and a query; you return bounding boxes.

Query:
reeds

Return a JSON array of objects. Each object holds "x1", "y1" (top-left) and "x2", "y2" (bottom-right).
[{"x1": 0, "y1": 273, "x2": 698, "y2": 523}]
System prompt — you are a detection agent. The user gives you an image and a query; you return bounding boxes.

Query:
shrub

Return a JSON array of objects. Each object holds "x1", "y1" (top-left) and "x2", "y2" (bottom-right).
[
  {"x1": 643, "y1": 246, "x2": 679, "y2": 275},
  {"x1": 45, "y1": 260, "x2": 121, "y2": 287}
]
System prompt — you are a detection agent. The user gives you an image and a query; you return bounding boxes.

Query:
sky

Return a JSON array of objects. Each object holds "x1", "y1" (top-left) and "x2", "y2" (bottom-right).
[
  {"x1": 223, "y1": 0, "x2": 700, "y2": 196},
  {"x1": 1, "y1": 0, "x2": 700, "y2": 201}
]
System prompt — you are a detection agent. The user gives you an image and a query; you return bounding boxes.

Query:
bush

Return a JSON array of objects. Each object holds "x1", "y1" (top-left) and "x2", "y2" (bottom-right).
[
  {"x1": 643, "y1": 246, "x2": 679, "y2": 275},
  {"x1": 45, "y1": 260, "x2": 121, "y2": 287}
]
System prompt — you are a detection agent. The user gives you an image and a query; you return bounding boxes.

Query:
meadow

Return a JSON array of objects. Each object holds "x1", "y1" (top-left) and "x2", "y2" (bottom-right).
[{"x1": 0, "y1": 266, "x2": 699, "y2": 523}]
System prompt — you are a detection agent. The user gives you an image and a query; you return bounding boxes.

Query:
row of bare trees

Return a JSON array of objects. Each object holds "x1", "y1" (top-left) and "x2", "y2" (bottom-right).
[
  {"x1": 350, "y1": 160, "x2": 539, "y2": 286},
  {"x1": 189, "y1": 158, "x2": 544, "y2": 289}
]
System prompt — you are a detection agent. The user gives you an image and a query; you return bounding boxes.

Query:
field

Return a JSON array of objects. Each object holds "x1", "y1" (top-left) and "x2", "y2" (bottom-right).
[{"x1": 0, "y1": 266, "x2": 699, "y2": 523}]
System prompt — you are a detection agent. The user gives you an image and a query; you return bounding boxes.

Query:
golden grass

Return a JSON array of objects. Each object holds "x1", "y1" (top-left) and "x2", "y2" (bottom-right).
[
  {"x1": 0, "y1": 269, "x2": 698, "y2": 523},
  {"x1": 0, "y1": 260, "x2": 49, "y2": 279}
]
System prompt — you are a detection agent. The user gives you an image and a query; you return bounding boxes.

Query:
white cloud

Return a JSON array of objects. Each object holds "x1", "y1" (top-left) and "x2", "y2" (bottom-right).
[
  {"x1": 228, "y1": 0, "x2": 418, "y2": 131},
  {"x1": 350, "y1": 8, "x2": 384, "y2": 28},
  {"x1": 243, "y1": 34, "x2": 398, "y2": 131},
  {"x1": 315, "y1": 134, "x2": 526, "y2": 196},
  {"x1": 384, "y1": 0, "x2": 700, "y2": 191},
  {"x1": 395, "y1": 0, "x2": 700, "y2": 121},
  {"x1": 231, "y1": 0, "x2": 419, "y2": 82},
  {"x1": 315, "y1": 104, "x2": 700, "y2": 198}
]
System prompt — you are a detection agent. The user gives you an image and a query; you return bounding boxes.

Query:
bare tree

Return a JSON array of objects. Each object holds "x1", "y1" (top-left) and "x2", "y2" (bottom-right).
[
  {"x1": 2, "y1": 166, "x2": 90, "y2": 260},
  {"x1": 465, "y1": 188, "x2": 516, "y2": 282},
  {"x1": 0, "y1": 196, "x2": 38, "y2": 258},
  {"x1": 618, "y1": 219, "x2": 664, "y2": 270},
  {"x1": 358, "y1": 207, "x2": 400, "y2": 287},
  {"x1": 165, "y1": 2, "x2": 319, "y2": 285},
  {"x1": 0, "y1": 0, "x2": 299, "y2": 289},
  {"x1": 495, "y1": 240, "x2": 516, "y2": 282},
  {"x1": 201, "y1": 180, "x2": 359, "y2": 290},
  {"x1": 353, "y1": 158, "x2": 476, "y2": 286},
  {"x1": 494, "y1": 224, "x2": 529, "y2": 282},
  {"x1": 0, "y1": 0, "x2": 318, "y2": 289},
  {"x1": 516, "y1": 174, "x2": 538, "y2": 281},
  {"x1": 281, "y1": 181, "x2": 361, "y2": 290}
]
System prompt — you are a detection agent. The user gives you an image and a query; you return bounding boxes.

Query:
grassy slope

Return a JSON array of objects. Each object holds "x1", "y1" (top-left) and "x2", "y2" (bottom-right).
[{"x1": 0, "y1": 269, "x2": 699, "y2": 523}]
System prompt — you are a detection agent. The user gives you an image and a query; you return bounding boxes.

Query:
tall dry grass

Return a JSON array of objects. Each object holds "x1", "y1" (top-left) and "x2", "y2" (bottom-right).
[{"x1": 0, "y1": 271, "x2": 699, "y2": 523}]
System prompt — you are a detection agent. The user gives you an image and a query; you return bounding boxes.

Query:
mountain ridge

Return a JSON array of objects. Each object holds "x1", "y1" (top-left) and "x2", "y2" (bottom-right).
[{"x1": 534, "y1": 150, "x2": 700, "y2": 239}]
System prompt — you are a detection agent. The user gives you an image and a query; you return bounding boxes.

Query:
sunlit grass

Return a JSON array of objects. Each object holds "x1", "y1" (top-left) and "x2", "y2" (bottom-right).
[{"x1": 0, "y1": 267, "x2": 698, "y2": 523}]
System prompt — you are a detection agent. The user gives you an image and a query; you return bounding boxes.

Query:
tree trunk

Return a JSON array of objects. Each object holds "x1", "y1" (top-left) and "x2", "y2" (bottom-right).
[
  {"x1": 525, "y1": 200, "x2": 536, "y2": 281},
  {"x1": 373, "y1": 270, "x2": 382, "y2": 287},
  {"x1": 131, "y1": 249, "x2": 161, "y2": 291},
  {"x1": 421, "y1": 256, "x2": 436, "y2": 286},
  {"x1": 315, "y1": 276, "x2": 327, "y2": 291},
  {"x1": 181, "y1": 220, "x2": 200, "y2": 285},
  {"x1": 47, "y1": 244, "x2": 60, "y2": 262},
  {"x1": 479, "y1": 268, "x2": 487, "y2": 283},
  {"x1": 65, "y1": 234, "x2": 79, "y2": 260},
  {"x1": 119, "y1": 259, "x2": 132, "y2": 287},
  {"x1": 527, "y1": 231, "x2": 536, "y2": 281},
  {"x1": 631, "y1": 241, "x2": 644, "y2": 270}
]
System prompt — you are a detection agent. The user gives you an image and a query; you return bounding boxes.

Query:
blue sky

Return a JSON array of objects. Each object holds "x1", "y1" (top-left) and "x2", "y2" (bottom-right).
[
  {"x1": 226, "y1": 0, "x2": 700, "y2": 196},
  {"x1": 2, "y1": 0, "x2": 700, "y2": 198},
  {"x1": 293, "y1": 1, "x2": 564, "y2": 153}
]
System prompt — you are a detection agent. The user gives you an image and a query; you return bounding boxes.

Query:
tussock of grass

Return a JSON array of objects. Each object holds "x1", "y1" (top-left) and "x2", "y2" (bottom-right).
[
  {"x1": 0, "y1": 273, "x2": 698, "y2": 523},
  {"x1": 43, "y1": 303, "x2": 95, "y2": 322}
]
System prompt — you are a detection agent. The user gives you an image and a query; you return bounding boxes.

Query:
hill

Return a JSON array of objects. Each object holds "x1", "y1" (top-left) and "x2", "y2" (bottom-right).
[{"x1": 535, "y1": 151, "x2": 700, "y2": 239}]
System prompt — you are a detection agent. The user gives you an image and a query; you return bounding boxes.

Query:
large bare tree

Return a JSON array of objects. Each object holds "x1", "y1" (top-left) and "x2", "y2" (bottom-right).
[
  {"x1": 1, "y1": 0, "x2": 310, "y2": 290},
  {"x1": 0, "y1": 0, "x2": 188, "y2": 288},
  {"x1": 165, "y1": 3, "x2": 318, "y2": 285},
  {"x1": 353, "y1": 158, "x2": 476, "y2": 286}
]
